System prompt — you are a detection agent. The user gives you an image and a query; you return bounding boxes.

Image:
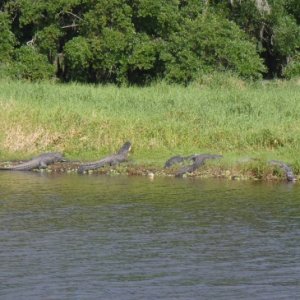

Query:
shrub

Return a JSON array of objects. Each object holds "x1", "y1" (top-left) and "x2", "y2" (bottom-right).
[
  {"x1": 63, "y1": 37, "x2": 93, "y2": 82},
  {"x1": 36, "y1": 25, "x2": 63, "y2": 62},
  {"x1": 162, "y1": 14, "x2": 266, "y2": 83},
  {"x1": 283, "y1": 54, "x2": 300, "y2": 79},
  {"x1": 0, "y1": 12, "x2": 15, "y2": 63},
  {"x1": 9, "y1": 46, "x2": 55, "y2": 81}
]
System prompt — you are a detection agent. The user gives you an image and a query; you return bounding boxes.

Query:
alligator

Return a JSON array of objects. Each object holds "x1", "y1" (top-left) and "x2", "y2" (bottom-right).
[
  {"x1": 269, "y1": 160, "x2": 296, "y2": 181},
  {"x1": 175, "y1": 154, "x2": 223, "y2": 177},
  {"x1": 78, "y1": 141, "x2": 132, "y2": 174},
  {"x1": 164, "y1": 155, "x2": 195, "y2": 168},
  {"x1": 0, "y1": 152, "x2": 66, "y2": 171}
]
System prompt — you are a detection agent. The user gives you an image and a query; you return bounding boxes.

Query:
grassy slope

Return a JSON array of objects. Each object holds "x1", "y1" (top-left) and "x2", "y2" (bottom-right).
[{"x1": 0, "y1": 78, "x2": 300, "y2": 177}]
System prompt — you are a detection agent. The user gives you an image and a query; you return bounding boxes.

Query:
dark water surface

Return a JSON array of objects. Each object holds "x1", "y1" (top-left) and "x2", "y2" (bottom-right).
[{"x1": 0, "y1": 172, "x2": 299, "y2": 299}]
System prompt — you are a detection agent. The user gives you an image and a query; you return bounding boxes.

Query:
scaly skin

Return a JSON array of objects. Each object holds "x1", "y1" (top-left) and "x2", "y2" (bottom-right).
[
  {"x1": 175, "y1": 154, "x2": 223, "y2": 177},
  {"x1": 269, "y1": 160, "x2": 296, "y2": 182},
  {"x1": 0, "y1": 152, "x2": 66, "y2": 171},
  {"x1": 78, "y1": 142, "x2": 131, "y2": 174},
  {"x1": 164, "y1": 154, "x2": 199, "y2": 168}
]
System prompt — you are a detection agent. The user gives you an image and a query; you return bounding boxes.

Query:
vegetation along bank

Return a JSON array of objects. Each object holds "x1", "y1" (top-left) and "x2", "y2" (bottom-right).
[
  {"x1": 1, "y1": 1, "x2": 300, "y2": 84},
  {"x1": 1, "y1": 79, "x2": 300, "y2": 181}
]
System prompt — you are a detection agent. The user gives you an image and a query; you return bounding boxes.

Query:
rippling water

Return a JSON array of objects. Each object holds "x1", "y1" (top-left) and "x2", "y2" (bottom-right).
[{"x1": 0, "y1": 172, "x2": 300, "y2": 299}]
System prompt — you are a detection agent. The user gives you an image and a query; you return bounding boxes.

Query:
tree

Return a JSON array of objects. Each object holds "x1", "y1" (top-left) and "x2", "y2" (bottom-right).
[
  {"x1": 226, "y1": 0, "x2": 300, "y2": 77},
  {"x1": 0, "y1": 12, "x2": 15, "y2": 63},
  {"x1": 162, "y1": 13, "x2": 265, "y2": 83},
  {"x1": 1, "y1": 0, "x2": 299, "y2": 83},
  {"x1": 63, "y1": 36, "x2": 92, "y2": 82}
]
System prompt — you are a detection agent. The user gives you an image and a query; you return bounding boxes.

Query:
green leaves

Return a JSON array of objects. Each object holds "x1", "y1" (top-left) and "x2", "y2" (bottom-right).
[
  {"x1": 283, "y1": 54, "x2": 300, "y2": 79},
  {"x1": 163, "y1": 14, "x2": 265, "y2": 83},
  {"x1": 0, "y1": 12, "x2": 15, "y2": 63},
  {"x1": 64, "y1": 37, "x2": 92, "y2": 81},
  {"x1": 80, "y1": 0, "x2": 134, "y2": 36},
  {"x1": 1, "y1": 0, "x2": 299, "y2": 83},
  {"x1": 273, "y1": 16, "x2": 300, "y2": 57},
  {"x1": 226, "y1": 0, "x2": 300, "y2": 77},
  {"x1": 36, "y1": 25, "x2": 63, "y2": 61},
  {"x1": 9, "y1": 46, "x2": 55, "y2": 80}
]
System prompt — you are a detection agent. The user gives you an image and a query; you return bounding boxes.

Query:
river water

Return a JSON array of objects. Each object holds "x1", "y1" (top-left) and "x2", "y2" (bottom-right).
[{"x1": 0, "y1": 172, "x2": 299, "y2": 299}]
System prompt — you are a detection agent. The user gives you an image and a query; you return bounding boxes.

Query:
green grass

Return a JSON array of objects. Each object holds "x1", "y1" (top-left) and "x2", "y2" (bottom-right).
[{"x1": 0, "y1": 78, "x2": 300, "y2": 176}]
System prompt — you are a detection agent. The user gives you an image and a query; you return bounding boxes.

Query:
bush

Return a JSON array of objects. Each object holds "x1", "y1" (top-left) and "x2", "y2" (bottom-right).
[
  {"x1": 273, "y1": 16, "x2": 300, "y2": 58},
  {"x1": 283, "y1": 54, "x2": 300, "y2": 79},
  {"x1": 162, "y1": 14, "x2": 266, "y2": 83},
  {"x1": 0, "y1": 12, "x2": 15, "y2": 63},
  {"x1": 36, "y1": 25, "x2": 63, "y2": 61},
  {"x1": 63, "y1": 37, "x2": 93, "y2": 82},
  {"x1": 9, "y1": 46, "x2": 55, "y2": 81}
]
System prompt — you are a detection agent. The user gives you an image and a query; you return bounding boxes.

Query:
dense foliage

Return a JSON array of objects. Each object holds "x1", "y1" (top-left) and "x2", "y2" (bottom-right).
[{"x1": 0, "y1": 0, "x2": 299, "y2": 83}]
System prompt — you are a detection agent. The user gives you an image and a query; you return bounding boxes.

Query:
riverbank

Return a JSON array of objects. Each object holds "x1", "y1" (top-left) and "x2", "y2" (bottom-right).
[
  {"x1": 0, "y1": 158, "x2": 295, "y2": 181},
  {"x1": 0, "y1": 78, "x2": 300, "y2": 181}
]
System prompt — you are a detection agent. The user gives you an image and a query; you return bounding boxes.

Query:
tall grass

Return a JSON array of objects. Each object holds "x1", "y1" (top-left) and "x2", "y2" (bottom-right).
[{"x1": 0, "y1": 78, "x2": 300, "y2": 167}]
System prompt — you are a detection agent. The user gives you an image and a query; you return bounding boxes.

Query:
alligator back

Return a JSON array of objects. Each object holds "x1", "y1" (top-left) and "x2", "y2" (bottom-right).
[
  {"x1": 78, "y1": 142, "x2": 131, "y2": 174},
  {"x1": 0, "y1": 152, "x2": 65, "y2": 171}
]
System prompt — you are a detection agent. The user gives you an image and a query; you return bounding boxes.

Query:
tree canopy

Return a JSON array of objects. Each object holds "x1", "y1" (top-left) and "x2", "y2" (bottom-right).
[{"x1": 0, "y1": 0, "x2": 299, "y2": 83}]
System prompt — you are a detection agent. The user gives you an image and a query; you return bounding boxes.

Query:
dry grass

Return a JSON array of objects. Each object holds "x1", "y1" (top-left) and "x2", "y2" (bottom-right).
[{"x1": 3, "y1": 125, "x2": 63, "y2": 152}]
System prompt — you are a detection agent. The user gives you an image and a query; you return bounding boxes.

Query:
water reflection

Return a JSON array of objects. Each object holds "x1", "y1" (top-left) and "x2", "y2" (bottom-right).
[{"x1": 0, "y1": 173, "x2": 300, "y2": 299}]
